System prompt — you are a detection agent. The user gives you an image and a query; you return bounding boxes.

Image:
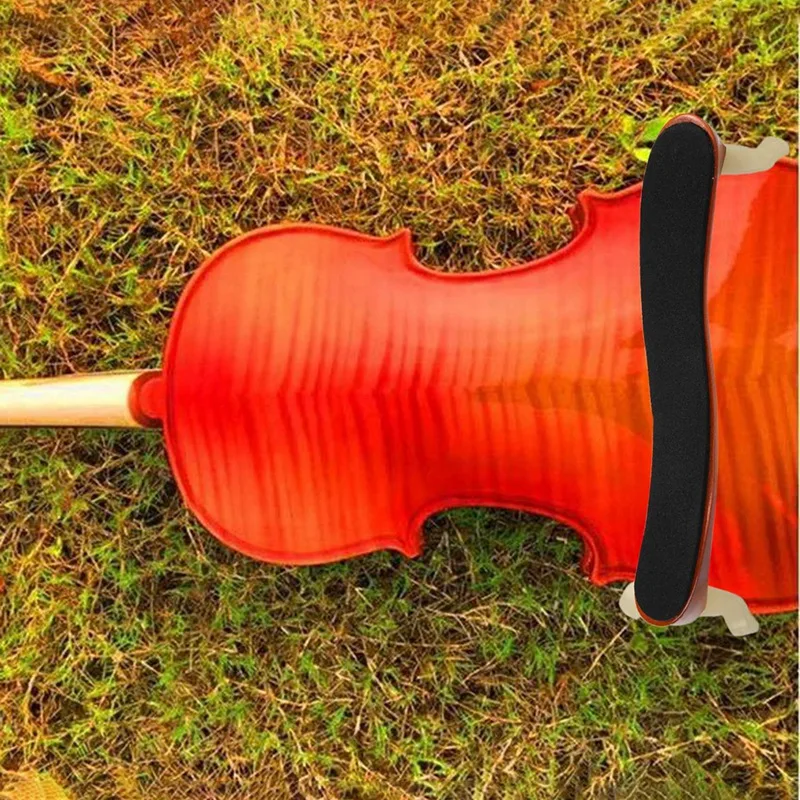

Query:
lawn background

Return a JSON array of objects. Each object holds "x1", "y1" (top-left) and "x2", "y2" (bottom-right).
[{"x1": 0, "y1": 0, "x2": 797, "y2": 798}]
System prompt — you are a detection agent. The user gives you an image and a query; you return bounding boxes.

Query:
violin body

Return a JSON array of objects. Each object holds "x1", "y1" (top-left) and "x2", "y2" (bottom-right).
[{"x1": 140, "y1": 161, "x2": 797, "y2": 613}]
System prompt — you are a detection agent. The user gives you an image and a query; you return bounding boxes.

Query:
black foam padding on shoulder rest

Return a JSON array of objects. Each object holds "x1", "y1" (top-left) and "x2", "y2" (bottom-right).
[{"x1": 635, "y1": 121, "x2": 716, "y2": 623}]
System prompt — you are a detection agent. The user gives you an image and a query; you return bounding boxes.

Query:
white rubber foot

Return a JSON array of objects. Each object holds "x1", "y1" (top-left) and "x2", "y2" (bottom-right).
[
  {"x1": 619, "y1": 583, "x2": 759, "y2": 637},
  {"x1": 721, "y1": 136, "x2": 789, "y2": 176}
]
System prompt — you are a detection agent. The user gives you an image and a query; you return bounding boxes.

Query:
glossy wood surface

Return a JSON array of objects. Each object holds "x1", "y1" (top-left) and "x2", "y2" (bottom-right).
[{"x1": 153, "y1": 161, "x2": 797, "y2": 614}]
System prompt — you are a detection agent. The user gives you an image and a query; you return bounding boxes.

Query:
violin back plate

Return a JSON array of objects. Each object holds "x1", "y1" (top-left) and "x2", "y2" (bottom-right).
[{"x1": 159, "y1": 163, "x2": 797, "y2": 613}]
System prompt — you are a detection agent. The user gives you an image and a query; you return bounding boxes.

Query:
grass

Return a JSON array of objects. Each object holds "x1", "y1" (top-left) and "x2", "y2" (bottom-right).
[{"x1": 0, "y1": 0, "x2": 797, "y2": 797}]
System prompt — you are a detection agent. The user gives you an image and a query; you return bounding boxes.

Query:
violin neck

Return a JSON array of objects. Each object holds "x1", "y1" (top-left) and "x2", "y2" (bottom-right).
[{"x1": 0, "y1": 370, "x2": 162, "y2": 429}]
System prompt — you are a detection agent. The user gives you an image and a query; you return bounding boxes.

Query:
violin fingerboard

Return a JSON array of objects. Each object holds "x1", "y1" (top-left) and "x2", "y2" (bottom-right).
[{"x1": 635, "y1": 117, "x2": 722, "y2": 624}]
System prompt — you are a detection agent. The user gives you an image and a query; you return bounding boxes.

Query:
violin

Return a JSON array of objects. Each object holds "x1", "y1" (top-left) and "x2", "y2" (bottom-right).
[{"x1": 3, "y1": 121, "x2": 796, "y2": 619}]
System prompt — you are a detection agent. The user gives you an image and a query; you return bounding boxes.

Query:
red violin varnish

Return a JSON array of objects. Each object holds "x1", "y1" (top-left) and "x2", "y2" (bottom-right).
[{"x1": 4, "y1": 158, "x2": 797, "y2": 615}]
